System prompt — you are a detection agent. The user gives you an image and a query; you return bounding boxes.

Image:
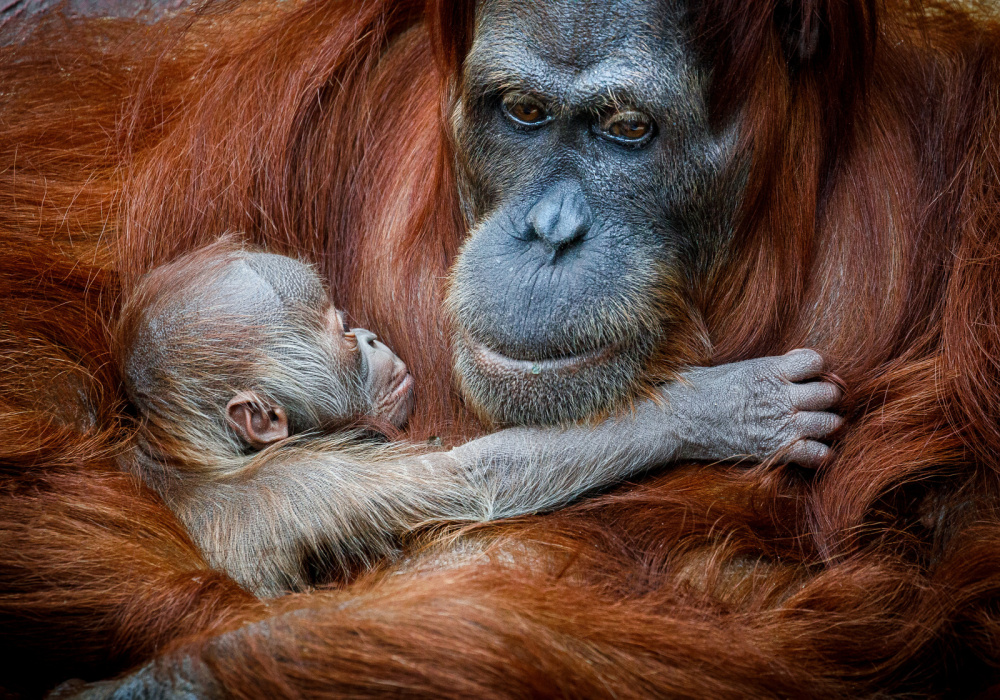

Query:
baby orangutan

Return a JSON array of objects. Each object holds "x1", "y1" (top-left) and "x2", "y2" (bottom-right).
[{"x1": 115, "y1": 245, "x2": 844, "y2": 597}]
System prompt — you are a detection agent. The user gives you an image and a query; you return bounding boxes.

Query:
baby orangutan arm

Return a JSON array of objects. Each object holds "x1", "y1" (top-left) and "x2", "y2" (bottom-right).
[{"x1": 176, "y1": 349, "x2": 841, "y2": 597}]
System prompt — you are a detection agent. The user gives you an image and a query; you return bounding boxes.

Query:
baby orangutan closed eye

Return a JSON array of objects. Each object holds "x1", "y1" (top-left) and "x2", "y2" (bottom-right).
[{"x1": 114, "y1": 245, "x2": 844, "y2": 597}]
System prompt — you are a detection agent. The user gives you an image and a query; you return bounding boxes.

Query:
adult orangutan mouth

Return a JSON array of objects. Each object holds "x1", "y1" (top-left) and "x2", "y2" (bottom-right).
[{"x1": 465, "y1": 334, "x2": 618, "y2": 376}]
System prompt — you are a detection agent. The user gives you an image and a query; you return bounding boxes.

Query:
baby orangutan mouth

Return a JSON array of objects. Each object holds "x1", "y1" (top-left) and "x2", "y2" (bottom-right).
[
  {"x1": 376, "y1": 369, "x2": 415, "y2": 429},
  {"x1": 343, "y1": 326, "x2": 415, "y2": 431}
]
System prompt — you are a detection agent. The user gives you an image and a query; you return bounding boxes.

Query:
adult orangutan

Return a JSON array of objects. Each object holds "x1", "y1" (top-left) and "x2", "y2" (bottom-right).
[{"x1": 1, "y1": 0, "x2": 1000, "y2": 697}]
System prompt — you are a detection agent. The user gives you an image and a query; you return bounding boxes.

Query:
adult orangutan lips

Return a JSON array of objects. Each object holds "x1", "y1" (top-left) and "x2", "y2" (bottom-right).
[{"x1": 466, "y1": 333, "x2": 619, "y2": 376}]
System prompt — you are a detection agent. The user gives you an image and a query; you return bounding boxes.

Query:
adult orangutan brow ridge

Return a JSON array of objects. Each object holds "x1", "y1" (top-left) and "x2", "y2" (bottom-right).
[{"x1": 448, "y1": 0, "x2": 741, "y2": 426}]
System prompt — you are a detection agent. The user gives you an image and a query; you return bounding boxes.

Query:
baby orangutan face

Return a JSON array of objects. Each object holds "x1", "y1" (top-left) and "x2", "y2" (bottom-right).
[
  {"x1": 328, "y1": 307, "x2": 415, "y2": 430},
  {"x1": 120, "y1": 247, "x2": 417, "y2": 455},
  {"x1": 226, "y1": 307, "x2": 414, "y2": 448},
  {"x1": 225, "y1": 281, "x2": 415, "y2": 449}
]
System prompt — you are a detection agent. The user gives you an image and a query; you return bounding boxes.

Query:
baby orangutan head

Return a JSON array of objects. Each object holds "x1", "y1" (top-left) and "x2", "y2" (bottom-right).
[{"x1": 116, "y1": 245, "x2": 414, "y2": 473}]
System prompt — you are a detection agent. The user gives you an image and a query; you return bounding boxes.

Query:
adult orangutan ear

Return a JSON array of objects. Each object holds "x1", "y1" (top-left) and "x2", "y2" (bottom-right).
[
  {"x1": 226, "y1": 391, "x2": 289, "y2": 448},
  {"x1": 774, "y1": 0, "x2": 826, "y2": 68}
]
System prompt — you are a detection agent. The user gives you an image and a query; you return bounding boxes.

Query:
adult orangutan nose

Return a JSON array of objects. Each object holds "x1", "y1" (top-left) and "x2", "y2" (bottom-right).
[{"x1": 525, "y1": 181, "x2": 592, "y2": 258}]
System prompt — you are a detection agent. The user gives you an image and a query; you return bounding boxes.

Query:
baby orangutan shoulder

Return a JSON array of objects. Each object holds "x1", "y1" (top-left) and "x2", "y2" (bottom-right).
[{"x1": 115, "y1": 245, "x2": 844, "y2": 597}]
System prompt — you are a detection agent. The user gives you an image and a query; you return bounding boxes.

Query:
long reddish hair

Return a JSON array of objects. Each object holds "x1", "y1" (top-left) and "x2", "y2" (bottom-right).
[{"x1": 1, "y1": 0, "x2": 1000, "y2": 696}]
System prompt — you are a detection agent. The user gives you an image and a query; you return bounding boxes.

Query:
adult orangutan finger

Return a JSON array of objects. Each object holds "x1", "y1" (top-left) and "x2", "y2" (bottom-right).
[
  {"x1": 786, "y1": 440, "x2": 832, "y2": 469},
  {"x1": 779, "y1": 349, "x2": 826, "y2": 382},
  {"x1": 795, "y1": 411, "x2": 844, "y2": 439},
  {"x1": 789, "y1": 381, "x2": 843, "y2": 411}
]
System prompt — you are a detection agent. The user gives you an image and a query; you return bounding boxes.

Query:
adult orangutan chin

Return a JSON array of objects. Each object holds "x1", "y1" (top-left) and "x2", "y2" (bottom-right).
[{"x1": 2, "y1": 0, "x2": 1000, "y2": 697}]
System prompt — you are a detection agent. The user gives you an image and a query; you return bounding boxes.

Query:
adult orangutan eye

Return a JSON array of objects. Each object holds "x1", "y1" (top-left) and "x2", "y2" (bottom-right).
[
  {"x1": 502, "y1": 94, "x2": 551, "y2": 128},
  {"x1": 598, "y1": 110, "x2": 656, "y2": 146}
]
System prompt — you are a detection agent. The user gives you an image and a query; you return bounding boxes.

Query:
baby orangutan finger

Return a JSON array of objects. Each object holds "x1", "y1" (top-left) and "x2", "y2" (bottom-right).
[
  {"x1": 789, "y1": 381, "x2": 842, "y2": 411},
  {"x1": 779, "y1": 349, "x2": 826, "y2": 382},
  {"x1": 785, "y1": 440, "x2": 832, "y2": 468},
  {"x1": 794, "y1": 411, "x2": 844, "y2": 439}
]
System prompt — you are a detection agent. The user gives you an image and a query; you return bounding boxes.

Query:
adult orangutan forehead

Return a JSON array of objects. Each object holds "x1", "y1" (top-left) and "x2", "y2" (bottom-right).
[{"x1": 467, "y1": 0, "x2": 694, "y2": 111}]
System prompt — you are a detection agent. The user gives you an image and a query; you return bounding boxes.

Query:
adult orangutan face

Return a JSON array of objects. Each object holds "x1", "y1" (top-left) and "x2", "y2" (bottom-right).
[{"x1": 448, "y1": 0, "x2": 739, "y2": 425}]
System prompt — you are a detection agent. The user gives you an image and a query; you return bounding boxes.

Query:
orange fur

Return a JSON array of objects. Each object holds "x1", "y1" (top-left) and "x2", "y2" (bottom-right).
[{"x1": 1, "y1": 0, "x2": 1000, "y2": 696}]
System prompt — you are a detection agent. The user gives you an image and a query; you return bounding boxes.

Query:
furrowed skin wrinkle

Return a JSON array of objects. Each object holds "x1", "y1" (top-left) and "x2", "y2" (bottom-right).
[
  {"x1": 3, "y1": 0, "x2": 1000, "y2": 697},
  {"x1": 449, "y1": 0, "x2": 741, "y2": 425}
]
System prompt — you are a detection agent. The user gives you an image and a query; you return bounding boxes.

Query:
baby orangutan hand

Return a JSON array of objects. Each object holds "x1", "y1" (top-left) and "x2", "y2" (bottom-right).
[{"x1": 664, "y1": 349, "x2": 844, "y2": 468}]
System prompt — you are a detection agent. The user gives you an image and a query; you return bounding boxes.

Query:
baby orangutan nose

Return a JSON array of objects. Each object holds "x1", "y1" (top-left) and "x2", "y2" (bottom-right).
[{"x1": 353, "y1": 327, "x2": 415, "y2": 428}]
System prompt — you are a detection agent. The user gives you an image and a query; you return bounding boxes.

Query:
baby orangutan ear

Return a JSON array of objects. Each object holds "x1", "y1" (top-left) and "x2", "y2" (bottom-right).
[{"x1": 226, "y1": 391, "x2": 289, "y2": 449}]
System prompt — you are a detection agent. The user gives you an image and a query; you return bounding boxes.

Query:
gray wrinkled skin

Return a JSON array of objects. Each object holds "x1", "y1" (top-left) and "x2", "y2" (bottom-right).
[
  {"x1": 665, "y1": 349, "x2": 843, "y2": 467},
  {"x1": 449, "y1": 0, "x2": 743, "y2": 426}
]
